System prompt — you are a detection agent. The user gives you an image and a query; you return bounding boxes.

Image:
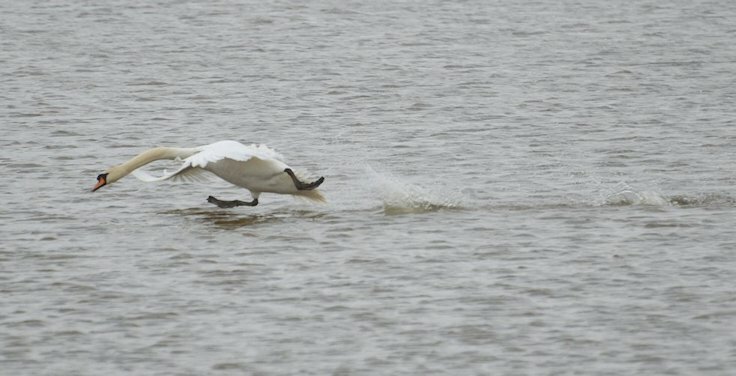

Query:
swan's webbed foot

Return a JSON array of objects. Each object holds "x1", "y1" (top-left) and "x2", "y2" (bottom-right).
[
  {"x1": 207, "y1": 196, "x2": 258, "y2": 208},
  {"x1": 284, "y1": 168, "x2": 325, "y2": 191}
]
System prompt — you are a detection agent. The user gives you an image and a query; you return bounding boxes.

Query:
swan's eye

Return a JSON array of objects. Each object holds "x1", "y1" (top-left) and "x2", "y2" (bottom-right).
[{"x1": 96, "y1": 173, "x2": 108, "y2": 181}]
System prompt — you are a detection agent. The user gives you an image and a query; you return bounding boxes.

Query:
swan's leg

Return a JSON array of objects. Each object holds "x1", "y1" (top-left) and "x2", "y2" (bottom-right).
[
  {"x1": 207, "y1": 196, "x2": 259, "y2": 208},
  {"x1": 284, "y1": 168, "x2": 325, "y2": 191}
]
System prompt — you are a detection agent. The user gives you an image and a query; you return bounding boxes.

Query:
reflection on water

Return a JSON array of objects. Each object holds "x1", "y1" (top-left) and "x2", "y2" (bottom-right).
[
  {"x1": 161, "y1": 207, "x2": 329, "y2": 229},
  {"x1": 163, "y1": 208, "x2": 275, "y2": 229}
]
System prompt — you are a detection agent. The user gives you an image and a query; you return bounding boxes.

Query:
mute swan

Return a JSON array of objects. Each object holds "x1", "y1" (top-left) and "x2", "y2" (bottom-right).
[{"x1": 92, "y1": 140, "x2": 325, "y2": 207}]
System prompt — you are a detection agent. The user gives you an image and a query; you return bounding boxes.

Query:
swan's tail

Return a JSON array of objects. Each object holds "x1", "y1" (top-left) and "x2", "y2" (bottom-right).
[{"x1": 294, "y1": 189, "x2": 326, "y2": 203}]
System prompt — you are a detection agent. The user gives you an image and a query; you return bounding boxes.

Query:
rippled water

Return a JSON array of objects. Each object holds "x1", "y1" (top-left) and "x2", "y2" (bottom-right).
[{"x1": 3, "y1": 0, "x2": 736, "y2": 374}]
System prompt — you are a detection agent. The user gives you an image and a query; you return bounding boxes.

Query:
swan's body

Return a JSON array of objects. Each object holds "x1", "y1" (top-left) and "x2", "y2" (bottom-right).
[{"x1": 92, "y1": 140, "x2": 325, "y2": 206}]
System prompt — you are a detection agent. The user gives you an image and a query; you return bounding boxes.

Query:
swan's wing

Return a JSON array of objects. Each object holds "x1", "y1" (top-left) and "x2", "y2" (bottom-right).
[
  {"x1": 189, "y1": 140, "x2": 287, "y2": 168},
  {"x1": 131, "y1": 163, "x2": 215, "y2": 183},
  {"x1": 131, "y1": 141, "x2": 288, "y2": 184}
]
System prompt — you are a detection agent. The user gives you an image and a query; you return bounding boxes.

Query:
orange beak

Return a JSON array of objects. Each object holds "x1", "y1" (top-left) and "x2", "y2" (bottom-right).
[{"x1": 92, "y1": 176, "x2": 107, "y2": 192}]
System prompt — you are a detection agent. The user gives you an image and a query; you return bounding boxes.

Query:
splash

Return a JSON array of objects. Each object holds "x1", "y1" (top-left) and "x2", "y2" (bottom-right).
[
  {"x1": 603, "y1": 189, "x2": 670, "y2": 207},
  {"x1": 668, "y1": 193, "x2": 736, "y2": 208},
  {"x1": 598, "y1": 182, "x2": 736, "y2": 208},
  {"x1": 364, "y1": 165, "x2": 463, "y2": 215}
]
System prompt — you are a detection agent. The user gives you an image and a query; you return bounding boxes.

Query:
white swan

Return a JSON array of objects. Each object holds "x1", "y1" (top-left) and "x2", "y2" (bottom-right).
[{"x1": 92, "y1": 140, "x2": 325, "y2": 207}]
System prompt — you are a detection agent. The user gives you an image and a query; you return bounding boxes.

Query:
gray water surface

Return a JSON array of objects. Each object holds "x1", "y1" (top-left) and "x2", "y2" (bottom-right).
[{"x1": 2, "y1": 0, "x2": 736, "y2": 374}]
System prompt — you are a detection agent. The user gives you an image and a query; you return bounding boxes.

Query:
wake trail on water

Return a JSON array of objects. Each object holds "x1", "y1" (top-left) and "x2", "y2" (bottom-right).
[
  {"x1": 557, "y1": 163, "x2": 736, "y2": 210},
  {"x1": 356, "y1": 165, "x2": 734, "y2": 215}
]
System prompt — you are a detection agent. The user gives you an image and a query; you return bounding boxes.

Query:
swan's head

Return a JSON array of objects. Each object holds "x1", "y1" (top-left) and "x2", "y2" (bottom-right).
[
  {"x1": 91, "y1": 167, "x2": 124, "y2": 192},
  {"x1": 92, "y1": 173, "x2": 109, "y2": 192}
]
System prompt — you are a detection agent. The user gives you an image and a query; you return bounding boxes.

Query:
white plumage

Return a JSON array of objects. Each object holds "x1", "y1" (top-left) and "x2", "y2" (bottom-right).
[{"x1": 93, "y1": 140, "x2": 325, "y2": 205}]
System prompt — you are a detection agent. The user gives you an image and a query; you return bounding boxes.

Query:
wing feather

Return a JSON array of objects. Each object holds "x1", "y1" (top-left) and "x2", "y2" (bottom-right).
[
  {"x1": 131, "y1": 163, "x2": 214, "y2": 183},
  {"x1": 131, "y1": 141, "x2": 289, "y2": 185},
  {"x1": 189, "y1": 141, "x2": 286, "y2": 168}
]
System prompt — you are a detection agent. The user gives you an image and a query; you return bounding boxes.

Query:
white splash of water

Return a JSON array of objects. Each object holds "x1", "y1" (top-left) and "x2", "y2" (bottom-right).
[
  {"x1": 600, "y1": 182, "x2": 670, "y2": 207},
  {"x1": 363, "y1": 165, "x2": 463, "y2": 214}
]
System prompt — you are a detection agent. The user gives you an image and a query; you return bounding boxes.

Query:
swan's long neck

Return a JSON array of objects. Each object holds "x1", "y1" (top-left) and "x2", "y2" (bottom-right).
[{"x1": 107, "y1": 147, "x2": 199, "y2": 183}]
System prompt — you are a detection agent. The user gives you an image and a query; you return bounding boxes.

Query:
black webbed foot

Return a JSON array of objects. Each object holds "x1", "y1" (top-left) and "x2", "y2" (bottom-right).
[
  {"x1": 284, "y1": 168, "x2": 325, "y2": 191},
  {"x1": 207, "y1": 196, "x2": 259, "y2": 208}
]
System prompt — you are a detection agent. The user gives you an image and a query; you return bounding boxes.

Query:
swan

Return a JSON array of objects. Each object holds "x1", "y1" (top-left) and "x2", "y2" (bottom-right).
[{"x1": 91, "y1": 140, "x2": 325, "y2": 207}]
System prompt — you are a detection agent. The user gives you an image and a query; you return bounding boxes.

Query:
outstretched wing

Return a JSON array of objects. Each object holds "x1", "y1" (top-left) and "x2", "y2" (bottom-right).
[
  {"x1": 187, "y1": 140, "x2": 286, "y2": 168},
  {"x1": 131, "y1": 164, "x2": 214, "y2": 183},
  {"x1": 130, "y1": 140, "x2": 288, "y2": 183}
]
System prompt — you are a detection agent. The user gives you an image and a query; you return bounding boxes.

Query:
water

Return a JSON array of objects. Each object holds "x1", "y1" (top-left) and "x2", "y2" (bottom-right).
[{"x1": 2, "y1": 0, "x2": 736, "y2": 374}]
